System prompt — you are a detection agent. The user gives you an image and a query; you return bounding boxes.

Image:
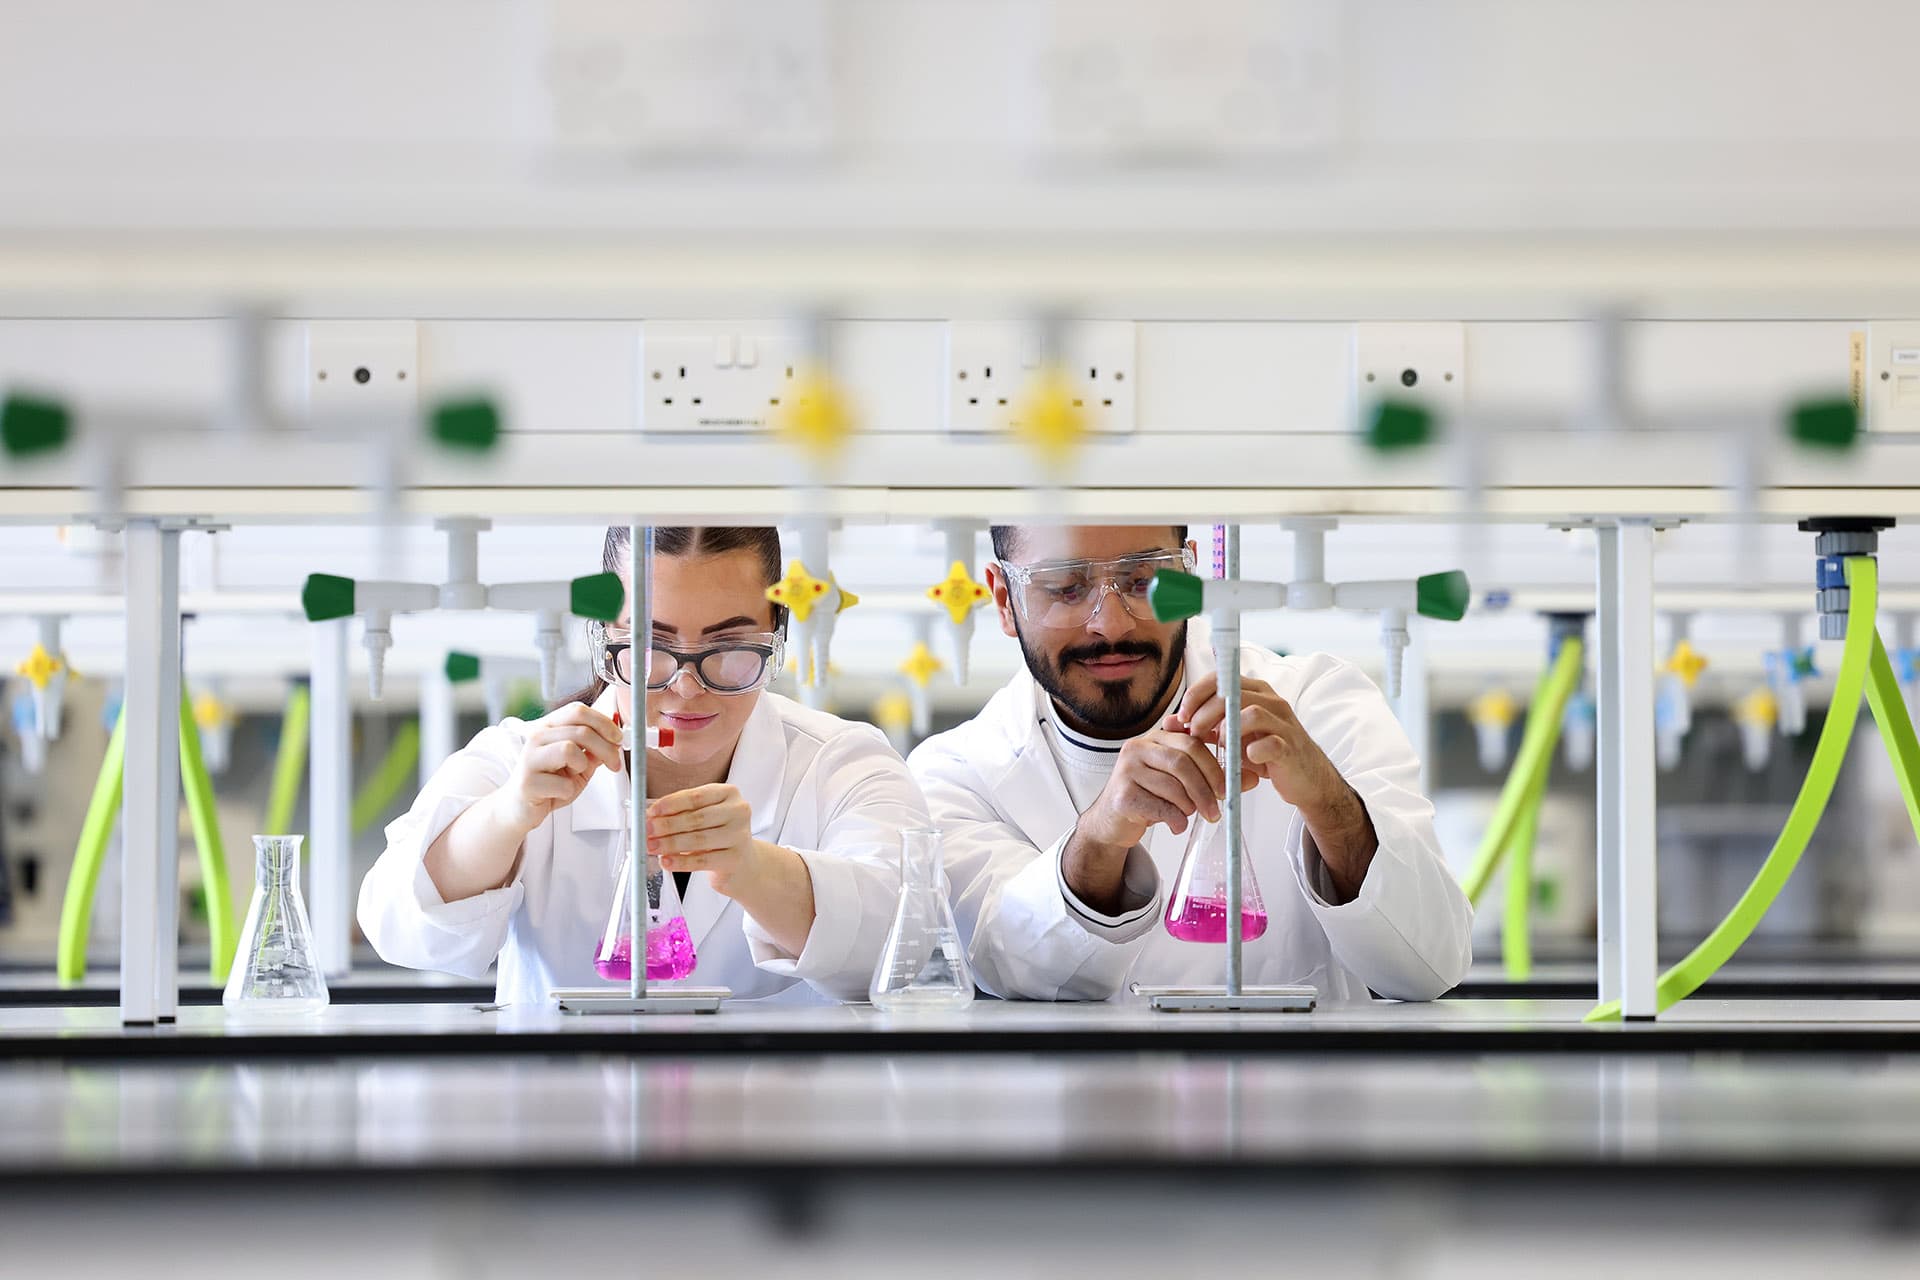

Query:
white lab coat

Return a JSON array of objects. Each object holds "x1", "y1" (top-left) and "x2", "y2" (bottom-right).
[
  {"x1": 909, "y1": 623, "x2": 1473, "y2": 1002},
  {"x1": 358, "y1": 690, "x2": 927, "y2": 1006}
]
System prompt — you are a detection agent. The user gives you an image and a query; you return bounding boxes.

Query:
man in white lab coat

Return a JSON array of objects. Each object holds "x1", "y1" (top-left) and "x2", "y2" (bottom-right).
[{"x1": 910, "y1": 525, "x2": 1472, "y2": 1002}]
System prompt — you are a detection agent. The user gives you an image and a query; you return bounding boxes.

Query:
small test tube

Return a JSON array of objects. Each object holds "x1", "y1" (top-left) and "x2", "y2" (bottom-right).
[{"x1": 613, "y1": 710, "x2": 675, "y2": 753}]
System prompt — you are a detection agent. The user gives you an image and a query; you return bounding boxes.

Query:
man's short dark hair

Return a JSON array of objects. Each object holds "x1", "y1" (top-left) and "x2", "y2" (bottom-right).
[{"x1": 989, "y1": 525, "x2": 1189, "y2": 564}]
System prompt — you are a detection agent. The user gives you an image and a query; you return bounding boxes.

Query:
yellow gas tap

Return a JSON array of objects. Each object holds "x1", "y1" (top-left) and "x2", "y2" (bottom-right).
[
  {"x1": 767, "y1": 559, "x2": 835, "y2": 624},
  {"x1": 1664, "y1": 639, "x2": 1709, "y2": 688},
  {"x1": 1734, "y1": 686, "x2": 1778, "y2": 773},
  {"x1": 926, "y1": 561, "x2": 989, "y2": 627},
  {"x1": 900, "y1": 641, "x2": 944, "y2": 688},
  {"x1": 1468, "y1": 687, "x2": 1520, "y2": 774},
  {"x1": 768, "y1": 558, "x2": 858, "y2": 690},
  {"x1": 14, "y1": 644, "x2": 62, "y2": 689}
]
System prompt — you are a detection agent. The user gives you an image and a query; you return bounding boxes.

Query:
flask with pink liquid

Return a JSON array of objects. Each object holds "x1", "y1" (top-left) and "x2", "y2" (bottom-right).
[
  {"x1": 593, "y1": 721, "x2": 696, "y2": 982},
  {"x1": 1163, "y1": 745, "x2": 1269, "y2": 944}
]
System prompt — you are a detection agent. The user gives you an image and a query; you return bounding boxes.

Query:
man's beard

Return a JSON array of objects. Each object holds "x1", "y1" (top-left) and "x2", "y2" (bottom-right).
[{"x1": 1013, "y1": 615, "x2": 1187, "y2": 737}]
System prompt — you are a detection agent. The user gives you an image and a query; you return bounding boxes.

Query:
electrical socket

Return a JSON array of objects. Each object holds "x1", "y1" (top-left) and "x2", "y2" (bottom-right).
[
  {"x1": 1866, "y1": 322, "x2": 1920, "y2": 433},
  {"x1": 944, "y1": 321, "x2": 1137, "y2": 436},
  {"x1": 637, "y1": 321, "x2": 803, "y2": 434},
  {"x1": 304, "y1": 320, "x2": 419, "y2": 419},
  {"x1": 1351, "y1": 322, "x2": 1464, "y2": 427}
]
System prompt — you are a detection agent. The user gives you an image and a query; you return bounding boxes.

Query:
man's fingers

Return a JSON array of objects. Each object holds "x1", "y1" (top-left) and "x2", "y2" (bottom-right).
[
  {"x1": 1131, "y1": 795, "x2": 1190, "y2": 836},
  {"x1": 1124, "y1": 765, "x2": 1201, "y2": 824},
  {"x1": 1247, "y1": 734, "x2": 1294, "y2": 767},
  {"x1": 1144, "y1": 742, "x2": 1223, "y2": 820},
  {"x1": 1182, "y1": 698, "x2": 1225, "y2": 745},
  {"x1": 1175, "y1": 673, "x2": 1218, "y2": 726},
  {"x1": 1192, "y1": 741, "x2": 1228, "y2": 803},
  {"x1": 1240, "y1": 706, "x2": 1288, "y2": 740}
]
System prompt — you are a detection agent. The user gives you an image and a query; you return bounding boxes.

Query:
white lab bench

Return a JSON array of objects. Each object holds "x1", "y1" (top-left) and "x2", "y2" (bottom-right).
[
  {"x1": 6, "y1": 1000, "x2": 1920, "y2": 1276},
  {"x1": 5, "y1": 997, "x2": 1920, "y2": 1060}
]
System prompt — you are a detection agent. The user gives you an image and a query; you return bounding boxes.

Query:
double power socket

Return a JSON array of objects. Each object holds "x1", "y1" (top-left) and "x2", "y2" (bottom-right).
[{"x1": 636, "y1": 320, "x2": 1138, "y2": 438}]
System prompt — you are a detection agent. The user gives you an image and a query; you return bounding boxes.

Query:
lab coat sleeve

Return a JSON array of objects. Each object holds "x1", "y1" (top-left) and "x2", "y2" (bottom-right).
[
  {"x1": 910, "y1": 739, "x2": 1162, "y2": 1001},
  {"x1": 739, "y1": 727, "x2": 929, "y2": 1003},
  {"x1": 355, "y1": 722, "x2": 532, "y2": 981},
  {"x1": 1280, "y1": 655, "x2": 1474, "y2": 1000}
]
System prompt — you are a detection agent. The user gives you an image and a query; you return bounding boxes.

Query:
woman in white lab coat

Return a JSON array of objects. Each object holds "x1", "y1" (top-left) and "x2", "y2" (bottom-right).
[{"x1": 358, "y1": 526, "x2": 928, "y2": 1005}]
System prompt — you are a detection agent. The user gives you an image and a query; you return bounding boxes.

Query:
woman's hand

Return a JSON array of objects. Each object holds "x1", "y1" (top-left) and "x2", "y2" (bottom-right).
[
  {"x1": 494, "y1": 702, "x2": 623, "y2": 834},
  {"x1": 646, "y1": 783, "x2": 818, "y2": 954},
  {"x1": 424, "y1": 703, "x2": 621, "y2": 904},
  {"x1": 645, "y1": 783, "x2": 765, "y2": 896}
]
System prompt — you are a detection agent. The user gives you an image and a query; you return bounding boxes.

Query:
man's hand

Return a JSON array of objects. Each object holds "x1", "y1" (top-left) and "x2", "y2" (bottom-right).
[
  {"x1": 1063, "y1": 725, "x2": 1237, "y2": 914},
  {"x1": 1175, "y1": 673, "x2": 1379, "y2": 903}
]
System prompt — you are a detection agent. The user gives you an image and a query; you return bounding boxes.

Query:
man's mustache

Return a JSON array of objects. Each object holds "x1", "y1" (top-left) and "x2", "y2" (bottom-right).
[{"x1": 1058, "y1": 640, "x2": 1162, "y2": 667}]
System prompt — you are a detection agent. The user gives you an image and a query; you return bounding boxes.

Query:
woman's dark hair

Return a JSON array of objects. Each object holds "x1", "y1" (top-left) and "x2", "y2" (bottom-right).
[{"x1": 563, "y1": 525, "x2": 787, "y2": 708}]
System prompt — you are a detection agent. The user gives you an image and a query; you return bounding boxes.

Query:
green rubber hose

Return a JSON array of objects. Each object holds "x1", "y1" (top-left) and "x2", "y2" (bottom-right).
[
  {"x1": 1586, "y1": 554, "x2": 1879, "y2": 1022},
  {"x1": 177, "y1": 688, "x2": 236, "y2": 984},
  {"x1": 264, "y1": 683, "x2": 310, "y2": 837},
  {"x1": 351, "y1": 720, "x2": 420, "y2": 836},
  {"x1": 56, "y1": 707, "x2": 127, "y2": 985},
  {"x1": 1461, "y1": 638, "x2": 1584, "y2": 905},
  {"x1": 1501, "y1": 743, "x2": 1552, "y2": 981},
  {"x1": 1866, "y1": 633, "x2": 1920, "y2": 851}
]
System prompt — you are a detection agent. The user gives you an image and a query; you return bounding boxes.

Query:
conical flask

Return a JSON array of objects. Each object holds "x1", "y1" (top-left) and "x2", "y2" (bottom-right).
[
  {"x1": 223, "y1": 835, "x2": 329, "y2": 1013},
  {"x1": 870, "y1": 827, "x2": 974, "y2": 1010},
  {"x1": 1163, "y1": 765, "x2": 1269, "y2": 943},
  {"x1": 594, "y1": 850, "x2": 697, "y2": 982}
]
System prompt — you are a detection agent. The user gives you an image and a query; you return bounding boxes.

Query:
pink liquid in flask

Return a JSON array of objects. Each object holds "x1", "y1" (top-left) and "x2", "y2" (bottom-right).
[
  {"x1": 1163, "y1": 895, "x2": 1269, "y2": 944},
  {"x1": 593, "y1": 916, "x2": 698, "y2": 982}
]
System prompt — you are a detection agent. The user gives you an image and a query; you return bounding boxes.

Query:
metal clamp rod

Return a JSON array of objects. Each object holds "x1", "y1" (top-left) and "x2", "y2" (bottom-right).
[
  {"x1": 1222, "y1": 523, "x2": 1244, "y2": 998},
  {"x1": 629, "y1": 523, "x2": 651, "y2": 1001}
]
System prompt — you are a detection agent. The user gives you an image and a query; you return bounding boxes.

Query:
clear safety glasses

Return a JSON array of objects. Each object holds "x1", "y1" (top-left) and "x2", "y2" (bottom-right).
[
  {"x1": 998, "y1": 548, "x2": 1195, "y2": 630},
  {"x1": 589, "y1": 624, "x2": 786, "y2": 696}
]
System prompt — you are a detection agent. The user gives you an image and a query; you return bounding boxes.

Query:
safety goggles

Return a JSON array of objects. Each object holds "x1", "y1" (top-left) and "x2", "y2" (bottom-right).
[
  {"x1": 589, "y1": 624, "x2": 786, "y2": 695},
  {"x1": 997, "y1": 548, "x2": 1195, "y2": 629}
]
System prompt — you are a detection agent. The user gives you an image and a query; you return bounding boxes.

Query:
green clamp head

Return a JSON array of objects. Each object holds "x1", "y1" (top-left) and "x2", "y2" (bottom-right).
[
  {"x1": 1149, "y1": 569, "x2": 1205, "y2": 623},
  {"x1": 1, "y1": 393, "x2": 72, "y2": 458},
  {"x1": 1787, "y1": 396, "x2": 1858, "y2": 451},
  {"x1": 570, "y1": 571, "x2": 625, "y2": 622},
  {"x1": 1416, "y1": 570, "x2": 1471, "y2": 622},
  {"x1": 1363, "y1": 399, "x2": 1436, "y2": 453},
  {"x1": 301, "y1": 573, "x2": 357, "y2": 622},
  {"x1": 427, "y1": 397, "x2": 502, "y2": 452},
  {"x1": 444, "y1": 652, "x2": 482, "y2": 683}
]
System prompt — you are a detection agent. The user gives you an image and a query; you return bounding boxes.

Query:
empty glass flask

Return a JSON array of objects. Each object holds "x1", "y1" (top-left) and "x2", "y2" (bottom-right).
[
  {"x1": 223, "y1": 835, "x2": 330, "y2": 1014},
  {"x1": 869, "y1": 828, "x2": 974, "y2": 1010},
  {"x1": 1163, "y1": 773, "x2": 1270, "y2": 944}
]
